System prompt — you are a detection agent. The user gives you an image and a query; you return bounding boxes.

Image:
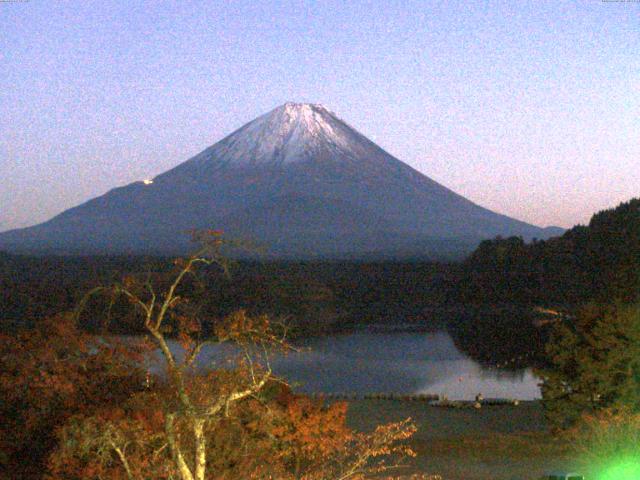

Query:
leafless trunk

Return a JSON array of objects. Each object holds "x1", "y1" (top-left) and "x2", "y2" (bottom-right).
[
  {"x1": 78, "y1": 234, "x2": 286, "y2": 480},
  {"x1": 166, "y1": 413, "x2": 195, "y2": 480},
  {"x1": 111, "y1": 442, "x2": 136, "y2": 480},
  {"x1": 194, "y1": 418, "x2": 206, "y2": 480}
]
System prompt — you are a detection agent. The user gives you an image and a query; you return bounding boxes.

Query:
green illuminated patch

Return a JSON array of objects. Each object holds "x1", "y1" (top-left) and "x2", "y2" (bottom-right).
[{"x1": 599, "y1": 459, "x2": 640, "y2": 480}]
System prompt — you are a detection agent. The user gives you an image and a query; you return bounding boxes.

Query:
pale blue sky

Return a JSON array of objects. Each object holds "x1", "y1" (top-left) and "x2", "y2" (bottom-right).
[{"x1": 1, "y1": 0, "x2": 638, "y2": 231}]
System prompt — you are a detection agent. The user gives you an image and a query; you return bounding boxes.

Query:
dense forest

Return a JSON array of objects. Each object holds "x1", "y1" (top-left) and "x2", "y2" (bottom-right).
[
  {"x1": 0, "y1": 253, "x2": 458, "y2": 335},
  {"x1": 459, "y1": 198, "x2": 640, "y2": 307},
  {"x1": 451, "y1": 199, "x2": 640, "y2": 371}
]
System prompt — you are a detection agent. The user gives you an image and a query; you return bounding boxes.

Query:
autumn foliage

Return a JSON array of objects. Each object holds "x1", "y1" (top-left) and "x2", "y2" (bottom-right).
[
  {"x1": 0, "y1": 313, "x2": 147, "y2": 478},
  {"x1": 1, "y1": 232, "x2": 425, "y2": 479},
  {"x1": 46, "y1": 385, "x2": 421, "y2": 480}
]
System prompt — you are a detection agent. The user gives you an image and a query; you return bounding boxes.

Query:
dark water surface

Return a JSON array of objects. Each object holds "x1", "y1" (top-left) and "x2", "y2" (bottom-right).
[{"x1": 161, "y1": 330, "x2": 540, "y2": 401}]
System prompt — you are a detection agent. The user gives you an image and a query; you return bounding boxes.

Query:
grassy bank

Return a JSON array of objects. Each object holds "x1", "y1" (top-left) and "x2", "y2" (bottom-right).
[{"x1": 347, "y1": 400, "x2": 577, "y2": 480}]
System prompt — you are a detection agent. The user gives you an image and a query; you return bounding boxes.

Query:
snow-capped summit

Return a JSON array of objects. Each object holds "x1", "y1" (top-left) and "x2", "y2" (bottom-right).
[
  {"x1": 185, "y1": 102, "x2": 364, "y2": 168},
  {"x1": 0, "y1": 103, "x2": 563, "y2": 258}
]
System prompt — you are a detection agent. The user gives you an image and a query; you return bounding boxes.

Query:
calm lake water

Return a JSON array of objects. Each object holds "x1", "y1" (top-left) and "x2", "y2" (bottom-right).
[{"x1": 160, "y1": 330, "x2": 541, "y2": 401}]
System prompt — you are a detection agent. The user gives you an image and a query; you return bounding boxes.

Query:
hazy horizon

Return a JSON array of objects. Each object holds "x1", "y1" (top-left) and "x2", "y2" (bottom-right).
[{"x1": 2, "y1": 1, "x2": 638, "y2": 232}]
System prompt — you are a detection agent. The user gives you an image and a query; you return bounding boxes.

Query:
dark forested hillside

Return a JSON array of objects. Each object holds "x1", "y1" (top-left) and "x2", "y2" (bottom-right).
[{"x1": 459, "y1": 198, "x2": 640, "y2": 306}]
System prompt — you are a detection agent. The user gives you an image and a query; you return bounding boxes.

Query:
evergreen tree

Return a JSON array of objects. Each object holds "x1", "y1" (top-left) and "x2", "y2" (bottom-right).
[
  {"x1": 461, "y1": 197, "x2": 640, "y2": 306},
  {"x1": 538, "y1": 302, "x2": 640, "y2": 430}
]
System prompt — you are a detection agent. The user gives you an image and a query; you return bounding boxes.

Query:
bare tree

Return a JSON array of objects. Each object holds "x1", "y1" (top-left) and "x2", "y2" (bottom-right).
[
  {"x1": 67, "y1": 231, "x2": 431, "y2": 480},
  {"x1": 77, "y1": 231, "x2": 289, "y2": 480}
]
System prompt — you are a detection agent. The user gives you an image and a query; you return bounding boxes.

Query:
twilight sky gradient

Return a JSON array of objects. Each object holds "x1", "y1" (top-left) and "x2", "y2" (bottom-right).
[{"x1": 1, "y1": 0, "x2": 638, "y2": 232}]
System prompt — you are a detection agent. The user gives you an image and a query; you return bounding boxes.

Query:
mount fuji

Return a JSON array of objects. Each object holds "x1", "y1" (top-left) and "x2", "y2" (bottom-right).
[{"x1": 0, "y1": 103, "x2": 562, "y2": 258}]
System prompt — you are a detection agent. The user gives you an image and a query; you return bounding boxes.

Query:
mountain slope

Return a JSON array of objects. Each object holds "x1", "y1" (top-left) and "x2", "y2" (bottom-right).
[{"x1": 0, "y1": 103, "x2": 562, "y2": 258}]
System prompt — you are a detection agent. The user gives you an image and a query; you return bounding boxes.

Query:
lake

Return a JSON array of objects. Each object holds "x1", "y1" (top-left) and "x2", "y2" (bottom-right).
[{"x1": 160, "y1": 330, "x2": 541, "y2": 401}]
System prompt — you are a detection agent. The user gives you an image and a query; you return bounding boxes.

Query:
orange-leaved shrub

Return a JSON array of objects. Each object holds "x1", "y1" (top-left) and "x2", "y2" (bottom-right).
[{"x1": 0, "y1": 313, "x2": 148, "y2": 479}]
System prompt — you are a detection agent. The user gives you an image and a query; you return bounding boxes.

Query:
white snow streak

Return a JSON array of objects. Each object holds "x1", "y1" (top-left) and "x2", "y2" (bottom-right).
[{"x1": 191, "y1": 103, "x2": 359, "y2": 167}]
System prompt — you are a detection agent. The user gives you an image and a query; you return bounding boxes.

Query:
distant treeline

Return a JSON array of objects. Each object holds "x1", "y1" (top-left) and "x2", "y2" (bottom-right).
[
  {"x1": 458, "y1": 198, "x2": 640, "y2": 307},
  {"x1": 1, "y1": 249, "x2": 546, "y2": 367},
  {"x1": 0, "y1": 253, "x2": 459, "y2": 336}
]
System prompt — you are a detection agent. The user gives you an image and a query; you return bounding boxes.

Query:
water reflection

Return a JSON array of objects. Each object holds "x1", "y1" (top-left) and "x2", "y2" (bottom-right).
[{"x1": 177, "y1": 330, "x2": 541, "y2": 401}]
